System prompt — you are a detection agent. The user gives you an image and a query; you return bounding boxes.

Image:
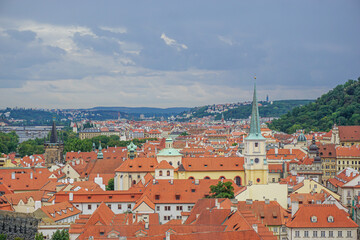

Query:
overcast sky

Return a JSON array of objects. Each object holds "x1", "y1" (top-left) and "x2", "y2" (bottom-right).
[{"x1": 0, "y1": 0, "x2": 359, "y2": 109}]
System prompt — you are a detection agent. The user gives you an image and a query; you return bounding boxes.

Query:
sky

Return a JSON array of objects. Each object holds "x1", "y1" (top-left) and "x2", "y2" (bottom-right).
[{"x1": 0, "y1": 0, "x2": 359, "y2": 109}]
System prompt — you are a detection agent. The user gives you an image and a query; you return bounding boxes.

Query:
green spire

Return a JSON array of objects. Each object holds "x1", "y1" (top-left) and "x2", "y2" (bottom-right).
[
  {"x1": 247, "y1": 81, "x2": 265, "y2": 140},
  {"x1": 97, "y1": 141, "x2": 103, "y2": 159}
]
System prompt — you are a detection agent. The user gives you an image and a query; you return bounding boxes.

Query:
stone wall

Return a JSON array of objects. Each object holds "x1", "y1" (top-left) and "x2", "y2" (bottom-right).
[{"x1": 0, "y1": 210, "x2": 40, "y2": 240}]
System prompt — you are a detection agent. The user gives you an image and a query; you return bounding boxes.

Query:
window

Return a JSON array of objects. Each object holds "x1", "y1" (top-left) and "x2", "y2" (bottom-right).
[
  {"x1": 304, "y1": 231, "x2": 309, "y2": 237},
  {"x1": 255, "y1": 158, "x2": 259, "y2": 163},
  {"x1": 188, "y1": 206, "x2": 193, "y2": 211},
  {"x1": 127, "y1": 204, "x2": 131, "y2": 209},
  {"x1": 88, "y1": 204, "x2": 92, "y2": 210},
  {"x1": 159, "y1": 170, "x2": 163, "y2": 176},
  {"x1": 118, "y1": 204, "x2": 122, "y2": 210},
  {"x1": 338, "y1": 231, "x2": 342, "y2": 237},
  {"x1": 176, "y1": 206, "x2": 183, "y2": 211},
  {"x1": 347, "y1": 231, "x2": 352, "y2": 237},
  {"x1": 255, "y1": 142, "x2": 258, "y2": 147},
  {"x1": 295, "y1": 231, "x2": 299, "y2": 237},
  {"x1": 176, "y1": 215, "x2": 182, "y2": 219},
  {"x1": 107, "y1": 204, "x2": 111, "y2": 209},
  {"x1": 155, "y1": 194, "x2": 160, "y2": 200},
  {"x1": 321, "y1": 231, "x2": 325, "y2": 237},
  {"x1": 273, "y1": 227, "x2": 278, "y2": 233},
  {"x1": 313, "y1": 231, "x2": 317, "y2": 237},
  {"x1": 167, "y1": 170, "x2": 170, "y2": 176},
  {"x1": 328, "y1": 216, "x2": 334, "y2": 222},
  {"x1": 156, "y1": 206, "x2": 160, "y2": 211},
  {"x1": 165, "y1": 206, "x2": 171, "y2": 211},
  {"x1": 256, "y1": 178, "x2": 260, "y2": 183},
  {"x1": 329, "y1": 231, "x2": 333, "y2": 237},
  {"x1": 311, "y1": 216, "x2": 317, "y2": 222},
  {"x1": 163, "y1": 216, "x2": 170, "y2": 221}
]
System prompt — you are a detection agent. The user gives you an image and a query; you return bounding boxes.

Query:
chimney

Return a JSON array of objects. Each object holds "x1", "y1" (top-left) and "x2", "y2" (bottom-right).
[
  {"x1": 170, "y1": 179, "x2": 173, "y2": 185},
  {"x1": 30, "y1": 172, "x2": 33, "y2": 179},
  {"x1": 291, "y1": 201, "x2": 299, "y2": 217},
  {"x1": 275, "y1": 148, "x2": 278, "y2": 154},
  {"x1": 265, "y1": 199, "x2": 270, "y2": 204},
  {"x1": 69, "y1": 193, "x2": 73, "y2": 201},
  {"x1": 195, "y1": 179, "x2": 199, "y2": 185},
  {"x1": 165, "y1": 231, "x2": 170, "y2": 240},
  {"x1": 252, "y1": 224, "x2": 258, "y2": 233},
  {"x1": 11, "y1": 172, "x2": 15, "y2": 180}
]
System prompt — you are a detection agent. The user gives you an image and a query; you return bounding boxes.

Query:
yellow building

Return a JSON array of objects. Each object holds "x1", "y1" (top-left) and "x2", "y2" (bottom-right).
[
  {"x1": 243, "y1": 83, "x2": 268, "y2": 185},
  {"x1": 293, "y1": 179, "x2": 340, "y2": 201}
]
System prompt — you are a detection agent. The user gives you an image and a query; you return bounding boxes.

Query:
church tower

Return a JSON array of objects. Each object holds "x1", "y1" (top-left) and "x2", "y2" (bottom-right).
[
  {"x1": 244, "y1": 82, "x2": 268, "y2": 185},
  {"x1": 44, "y1": 119, "x2": 64, "y2": 167}
]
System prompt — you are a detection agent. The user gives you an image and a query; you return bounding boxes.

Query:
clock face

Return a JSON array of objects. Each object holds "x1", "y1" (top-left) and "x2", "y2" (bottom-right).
[{"x1": 255, "y1": 158, "x2": 259, "y2": 163}]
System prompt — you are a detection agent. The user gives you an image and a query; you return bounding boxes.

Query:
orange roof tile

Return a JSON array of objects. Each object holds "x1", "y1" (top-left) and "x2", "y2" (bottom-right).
[{"x1": 286, "y1": 204, "x2": 358, "y2": 228}]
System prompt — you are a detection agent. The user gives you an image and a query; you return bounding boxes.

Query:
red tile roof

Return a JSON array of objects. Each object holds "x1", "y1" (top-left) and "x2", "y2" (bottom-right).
[
  {"x1": 181, "y1": 157, "x2": 244, "y2": 172},
  {"x1": 40, "y1": 201, "x2": 81, "y2": 222},
  {"x1": 336, "y1": 145, "x2": 360, "y2": 157},
  {"x1": 338, "y1": 126, "x2": 360, "y2": 142},
  {"x1": 286, "y1": 204, "x2": 358, "y2": 228}
]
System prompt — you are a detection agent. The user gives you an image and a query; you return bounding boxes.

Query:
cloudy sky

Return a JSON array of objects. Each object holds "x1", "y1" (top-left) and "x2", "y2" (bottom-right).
[{"x1": 0, "y1": 1, "x2": 359, "y2": 109}]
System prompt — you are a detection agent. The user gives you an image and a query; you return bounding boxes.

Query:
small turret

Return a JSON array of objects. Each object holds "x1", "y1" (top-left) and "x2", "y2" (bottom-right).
[{"x1": 97, "y1": 141, "x2": 103, "y2": 159}]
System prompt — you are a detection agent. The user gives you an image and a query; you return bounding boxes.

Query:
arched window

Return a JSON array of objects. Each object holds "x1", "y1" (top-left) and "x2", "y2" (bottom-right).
[
  {"x1": 132, "y1": 180, "x2": 136, "y2": 185},
  {"x1": 256, "y1": 178, "x2": 260, "y2": 183},
  {"x1": 219, "y1": 176, "x2": 226, "y2": 180},
  {"x1": 159, "y1": 170, "x2": 163, "y2": 176},
  {"x1": 169, "y1": 161, "x2": 173, "y2": 165},
  {"x1": 255, "y1": 158, "x2": 259, "y2": 164},
  {"x1": 235, "y1": 176, "x2": 241, "y2": 186},
  {"x1": 188, "y1": 176, "x2": 194, "y2": 180},
  {"x1": 204, "y1": 176, "x2": 210, "y2": 179},
  {"x1": 167, "y1": 170, "x2": 170, "y2": 176}
]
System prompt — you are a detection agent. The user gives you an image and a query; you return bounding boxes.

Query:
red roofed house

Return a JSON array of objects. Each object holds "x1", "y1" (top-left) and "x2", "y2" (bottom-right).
[
  {"x1": 286, "y1": 204, "x2": 358, "y2": 239},
  {"x1": 336, "y1": 145, "x2": 360, "y2": 172},
  {"x1": 331, "y1": 124, "x2": 360, "y2": 147}
]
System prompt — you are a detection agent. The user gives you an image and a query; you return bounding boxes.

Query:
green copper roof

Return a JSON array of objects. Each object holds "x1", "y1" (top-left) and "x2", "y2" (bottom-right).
[
  {"x1": 97, "y1": 142, "x2": 103, "y2": 159},
  {"x1": 246, "y1": 82, "x2": 265, "y2": 140},
  {"x1": 157, "y1": 147, "x2": 182, "y2": 156},
  {"x1": 127, "y1": 141, "x2": 137, "y2": 151}
]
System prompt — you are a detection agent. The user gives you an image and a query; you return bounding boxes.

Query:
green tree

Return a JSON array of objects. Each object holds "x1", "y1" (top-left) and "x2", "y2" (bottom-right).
[
  {"x1": 207, "y1": 181, "x2": 234, "y2": 199},
  {"x1": 106, "y1": 178, "x2": 114, "y2": 191},
  {"x1": 0, "y1": 234, "x2": 7, "y2": 240},
  {"x1": 35, "y1": 232, "x2": 44, "y2": 240},
  {"x1": 14, "y1": 238, "x2": 23, "y2": 240},
  {"x1": 51, "y1": 229, "x2": 69, "y2": 240}
]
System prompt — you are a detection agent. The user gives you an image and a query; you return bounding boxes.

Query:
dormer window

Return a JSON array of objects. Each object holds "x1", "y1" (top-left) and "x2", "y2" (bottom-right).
[
  {"x1": 155, "y1": 194, "x2": 160, "y2": 200},
  {"x1": 328, "y1": 216, "x2": 334, "y2": 222},
  {"x1": 311, "y1": 216, "x2": 317, "y2": 223}
]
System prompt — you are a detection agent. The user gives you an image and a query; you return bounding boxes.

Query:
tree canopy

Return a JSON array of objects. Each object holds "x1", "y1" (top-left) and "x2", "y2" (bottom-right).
[
  {"x1": 207, "y1": 181, "x2": 234, "y2": 199},
  {"x1": 268, "y1": 78, "x2": 360, "y2": 133}
]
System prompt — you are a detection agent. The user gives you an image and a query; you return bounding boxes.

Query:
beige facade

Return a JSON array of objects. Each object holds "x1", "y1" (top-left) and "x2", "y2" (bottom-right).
[{"x1": 235, "y1": 183, "x2": 288, "y2": 209}]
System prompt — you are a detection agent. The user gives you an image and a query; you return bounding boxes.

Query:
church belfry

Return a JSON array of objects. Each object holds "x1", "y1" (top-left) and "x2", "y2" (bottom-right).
[
  {"x1": 44, "y1": 119, "x2": 64, "y2": 167},
  {"x1": 244, "y1": 80, "x2": 268, "y2": 185}
]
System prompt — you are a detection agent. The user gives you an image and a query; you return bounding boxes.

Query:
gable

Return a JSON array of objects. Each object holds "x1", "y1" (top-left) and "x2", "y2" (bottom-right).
[{"x1": 134, "y1": 201, "x2": 154, "y2": 213}]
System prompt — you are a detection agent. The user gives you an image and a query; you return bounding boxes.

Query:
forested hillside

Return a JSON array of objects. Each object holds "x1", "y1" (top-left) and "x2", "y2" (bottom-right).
[{"x1": 268, "y1": 78, "x2": 360, "y2": 133}]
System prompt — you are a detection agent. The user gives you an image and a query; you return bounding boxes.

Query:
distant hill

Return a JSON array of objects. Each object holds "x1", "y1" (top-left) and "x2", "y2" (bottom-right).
[
  {"x1": 268, "y1": 78, "x2": 360, "y2": 133},
  {"x1": 88, "y1": 106, "x2": 190, "y2": 115},
  {"x1": 182, "y1": 100, "x2": 314, "y2": 120}
]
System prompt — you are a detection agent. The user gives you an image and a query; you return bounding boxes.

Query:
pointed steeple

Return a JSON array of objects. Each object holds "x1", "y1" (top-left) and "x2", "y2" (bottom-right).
[
  {"x1": 247, "y1": 80, "x2": 264, "y2": 140},
  {"x1": 97, "y1": 141, "x2": 103, "y2": 159},
  {"x1": 50, "y1": 117, "x2": 58, "y2": 143}
]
